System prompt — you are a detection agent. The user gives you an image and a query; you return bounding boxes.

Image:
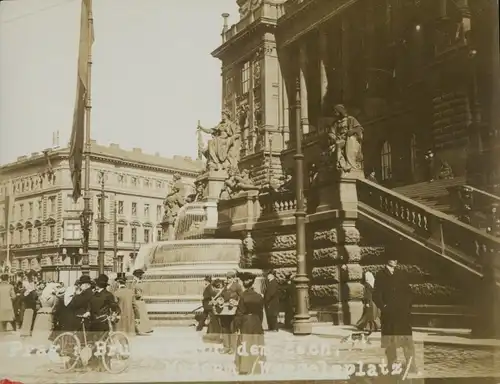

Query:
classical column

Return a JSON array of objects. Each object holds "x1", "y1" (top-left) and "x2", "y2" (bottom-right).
[
  {"x1": 299, "y1": 44, "x2": 309, "y2": 134},
  {"x1": 319, "y1": 29, "x2": 329, "y2": 111}
]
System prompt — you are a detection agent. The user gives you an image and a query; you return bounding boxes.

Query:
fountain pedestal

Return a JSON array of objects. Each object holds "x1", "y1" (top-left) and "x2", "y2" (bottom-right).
[
  {"x1": 197, "y1": 169, "x2": 228, "y2": 202},
  {"x1": 160, "y1": 217, "x2": 175, "y2": 241}
]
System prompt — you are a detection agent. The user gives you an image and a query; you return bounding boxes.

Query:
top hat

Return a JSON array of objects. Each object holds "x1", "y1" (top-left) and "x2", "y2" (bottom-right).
[
  {"x1": 95, "y1": 274, "x2": 109, "y2": 286},
  {"x1": 116, "y1": 272, "x2": 126, "y2": 279},
  {"x1": 78, "y1": 275, "x2": 92, "y2": 285},
  {"x1": 132, "y1": 269, "x2": 145, "y2": 277},
  {"x1": 204, "y1": 275, "x2": 212, "y2": 283},
  {"x1": 116, "y1": 276, "x2": 127, "y2": 285}
]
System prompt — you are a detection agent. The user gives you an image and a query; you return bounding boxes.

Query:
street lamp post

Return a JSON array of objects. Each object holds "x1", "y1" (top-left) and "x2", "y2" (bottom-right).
[
  {"x1": 97, "y1": 171, "x2": 107, "y2": 275},
  {"x1": 293, "y1": 77, "x2": 312, "y2": 335},
  {"x1": 79, "y1": 201, "x2": 93, "y2": 276}
]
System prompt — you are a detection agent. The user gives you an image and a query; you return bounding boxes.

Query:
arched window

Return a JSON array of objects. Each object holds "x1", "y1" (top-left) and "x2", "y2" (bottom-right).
[
  {"x1": 410, "y1": 134, "x2": 418, "y2": 174},
  {"x1": 381, "y1": 141, "x2": 392, "y2": 181}
]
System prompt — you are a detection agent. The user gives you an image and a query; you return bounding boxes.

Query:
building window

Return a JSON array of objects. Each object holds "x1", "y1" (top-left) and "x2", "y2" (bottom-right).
[
  {"x1": 156, "y1": 205, "x2": 162, "y2": 221},
  {"x1": 144, "y1": 204, "x2": 149, "y2": 218},
  {"x1": 117, "y1": 201, "x2": 124, "y2": 214},
  {"x1": 131, "y1": 227, "x2": 137, "y2": 243},
  {"x1": 118, "y1": 174, "x2": 125, "y2": 184},
  {"x1": 0, "y1": 233, "x2": 4, "y2": 246},
  {"x1": 37, "y1": 200, "x2": 42, "y2": 216},
  {"x1": 144, "y1": 179, "x2": 150, "y2": 188},
  {"x1": 28, "y1": 229, "x2": 33, "y2": 243},
  {"x1": 49, "y1": 226, "x2": 55, "y2": 241},
  {"x1": 241, "y1": 61, "x2": 250, "y2": 94},
  {"x1": 131, "y1": 202, "x2": 137, "y2": 216},
  {"x1": 49, "y1": 196, "x2": 56, "y2": 214},
  {"x1": 156, "y1": 180, "x2": 162, "y2": 189},
  {"x1": 20, "y1": 204, "x2": 24, "y2": 218},
  {"x1": 131, "y1": 177, "x2": 138, "y2": 186},
  {"x1": 157, "y1": 229, "x2": 162, "y2": 241},
  {"x1": 65, "y1": 222, "x2": 81, "y2": 240},
  {"x1": 29, "y1": 202, "x2": 33, "y2": 217},
  {"x1": 144, "y1": 229, "x2": 150, "y2": 243},
  {"x1": 19, "y1": 229, "x2": 24, "y2": 243},
  {"x1": 410, "y1": 134, "x2": 417, "y2": 175},
  {"x1": 381, "y1": 141, "x2": 392, "y2": 181},
  {"x1": 37, "y1": 228, "x2": 42, "y2": 242},
  {"x1": 118, "y1": 227, "x2": 124, "y2": 242}
]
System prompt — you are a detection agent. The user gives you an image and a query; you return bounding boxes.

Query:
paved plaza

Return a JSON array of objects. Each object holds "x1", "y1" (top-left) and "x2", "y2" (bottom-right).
[{"x1": 0, "y1": 326, "x2": 499, "y2": 383}]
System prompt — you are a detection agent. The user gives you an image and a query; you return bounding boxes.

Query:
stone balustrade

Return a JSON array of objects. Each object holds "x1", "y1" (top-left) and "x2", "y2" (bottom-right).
[
  {"x1": 358, "y1": 178, "x2": 500, "y2": 279},
  {"x1": 448, "y1": 185, "x2": 500, "y2": 237}
]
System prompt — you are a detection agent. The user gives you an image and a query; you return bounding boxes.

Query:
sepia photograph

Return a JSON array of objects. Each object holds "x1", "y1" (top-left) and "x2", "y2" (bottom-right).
[{"x1": 0, "y1": 0, "x2": 499, "y2": 383}]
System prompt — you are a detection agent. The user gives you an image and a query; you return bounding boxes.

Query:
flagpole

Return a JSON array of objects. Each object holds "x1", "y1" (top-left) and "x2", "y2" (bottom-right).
[{"x1": 81, "y1": 0, "x2": 93, "y2": 276}]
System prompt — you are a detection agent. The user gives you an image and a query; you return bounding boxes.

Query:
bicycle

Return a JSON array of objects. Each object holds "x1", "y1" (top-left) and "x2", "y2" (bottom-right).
[{"x1": 48, "y1": 314, "x2": 131, "y2": 374}]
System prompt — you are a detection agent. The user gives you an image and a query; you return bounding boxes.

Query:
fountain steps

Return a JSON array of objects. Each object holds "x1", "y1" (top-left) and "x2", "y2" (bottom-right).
[{"x1": 140, "y1": 239, "x2": 241, "y2": 326}]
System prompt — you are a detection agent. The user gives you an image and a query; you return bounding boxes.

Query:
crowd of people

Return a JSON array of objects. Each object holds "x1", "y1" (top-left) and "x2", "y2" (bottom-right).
[
  {"x1": 194, "y1": 257, "x2": 418, "y2": 376},
  {"x1": 0, "y1": 268, "x2": 153, "y2": 369},
  {"x1": 0, "y1": 256, "x2": 419, "y2": 376}
]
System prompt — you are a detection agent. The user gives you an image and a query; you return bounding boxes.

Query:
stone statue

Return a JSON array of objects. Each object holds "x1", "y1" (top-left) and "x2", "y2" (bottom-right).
[
  {"x1": 163, "y1": 174, "x2": 186, "y2": 223},
  {"x1": 241, "y1": 231, "x2": 256, "y2": 268},
  {"x1": 219, "y1": 167, "x2": 258, "y2": 200},
  {"x1": 197, "y1": 109, "x2": 240, "y2": 171},
  {"x1": 186, "y1": 180, "x2": 205, "y2": 203},
  {"x1": 326, "y1": 105, "x2": 364, "y2": 173}
]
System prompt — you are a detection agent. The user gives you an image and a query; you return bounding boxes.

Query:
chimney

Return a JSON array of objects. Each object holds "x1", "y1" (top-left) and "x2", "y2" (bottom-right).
[
  {"x1": 110, "y1": 143, "x2": 120, "y2": 149},
  {"x1": 132, "y1": 148, "x2": 142, "y2": 153},
  {"x1": 221, "y1": 13, "x2": 230, "y2": 43},
  {"x1": 52, "y1": 132, "x2": 56, "y2": 147},
  {"x1": 56, "y1": 130, "x2": 60, "y2": 146}
]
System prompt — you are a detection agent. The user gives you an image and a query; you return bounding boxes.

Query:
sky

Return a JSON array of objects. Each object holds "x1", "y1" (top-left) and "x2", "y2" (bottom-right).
[{"x1": 0, "y1": 0, "x2": 238, "y2": 165}]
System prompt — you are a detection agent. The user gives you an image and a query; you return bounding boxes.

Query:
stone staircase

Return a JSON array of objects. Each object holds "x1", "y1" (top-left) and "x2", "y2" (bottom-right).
[{"x1": 393, "y1": 176, "x2": 465, "y2": 215}]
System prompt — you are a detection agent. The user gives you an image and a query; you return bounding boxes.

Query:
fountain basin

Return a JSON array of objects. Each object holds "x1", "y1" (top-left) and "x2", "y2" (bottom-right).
[{"x1": 136, "y1": 239, "x2": 243, "y2": 325}]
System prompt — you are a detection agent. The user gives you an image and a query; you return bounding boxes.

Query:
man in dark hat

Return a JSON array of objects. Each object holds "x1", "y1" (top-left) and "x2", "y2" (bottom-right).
[
  {"x1": 66, "y1": 275, "x2": 94, "y2": 332},
  {"x1": 373, "y1": 257, "x2": 419, "y2": 375},
  {"x1": 196, "y1": 276, "x2": 213, "y2": 331},
  {"x1": 264, "y1": 269, "x2": 280, "y2": 332},
  {"x1": 219, "y1": 270, "x2": 243, "y2": 353},
  {"x1": 89, "y1": 275, "x2": 120, "y2": 340},
  {"x1": 114, "y1": 274, "x2": 139, "y2": 335},
  {"x1": 130, "y1": 269, "x2": 153, "y2": 334}
]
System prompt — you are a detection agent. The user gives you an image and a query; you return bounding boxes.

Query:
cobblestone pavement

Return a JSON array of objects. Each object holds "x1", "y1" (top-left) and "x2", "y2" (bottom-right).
[{"x1": 1, "y1": 328, "x2": 498, "y2": 383}]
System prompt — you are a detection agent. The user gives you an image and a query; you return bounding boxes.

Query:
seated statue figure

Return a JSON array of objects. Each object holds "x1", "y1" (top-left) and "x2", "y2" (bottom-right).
[
  {"x1": 219, "y1": 168, "x2": 258, "y2": 200},
  {"x1": 163, "y1": 174, "x2": 186, "y2": 223},
  {"x1": 327, "y1": 104, "x2": 364, "y2": 173},
  {"x1": 197, "y1": 109, "x2": 240, "y2": 171}
]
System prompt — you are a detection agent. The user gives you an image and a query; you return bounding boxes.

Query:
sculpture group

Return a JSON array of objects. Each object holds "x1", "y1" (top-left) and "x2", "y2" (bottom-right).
[{"x1": 197, "y1": 109, "x2": 241, "y2": 172}]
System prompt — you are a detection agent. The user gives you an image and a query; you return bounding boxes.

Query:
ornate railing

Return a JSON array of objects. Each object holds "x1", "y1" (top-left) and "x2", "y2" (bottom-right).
[
  {"x1": 448, "y1": 185, "x2": 500, "y2": 237},
  {"x1": 259, "y1": 190, "x2": 301, "y2": 216},
  {"x1": 358, "y1": 178, "x2": 500, "y2": 277}
]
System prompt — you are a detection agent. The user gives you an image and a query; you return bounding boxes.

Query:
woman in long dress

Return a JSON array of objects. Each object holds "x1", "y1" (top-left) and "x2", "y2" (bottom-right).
[
  {"x1": 356, "y1": 271, "x2": 381, "y2": 331},
  {"x1": 234, "y1": 272, "x2": 265, "y2": 375}
]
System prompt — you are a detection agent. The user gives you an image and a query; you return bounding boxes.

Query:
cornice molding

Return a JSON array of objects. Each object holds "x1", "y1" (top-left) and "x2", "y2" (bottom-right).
[
  {"x1": 212, "y1": 19, "x2": 278, "y2": 61},
  {"x1": 1, "y1": 151, "x2": 201, "y2": 178}
]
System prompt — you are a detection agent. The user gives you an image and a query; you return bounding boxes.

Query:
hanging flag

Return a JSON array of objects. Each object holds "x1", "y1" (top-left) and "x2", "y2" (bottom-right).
[{"x1": 69, "y1": 0, "x2": 94, "y2": 202}]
